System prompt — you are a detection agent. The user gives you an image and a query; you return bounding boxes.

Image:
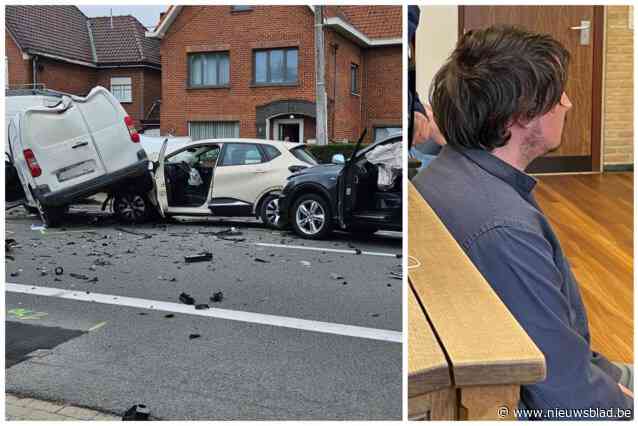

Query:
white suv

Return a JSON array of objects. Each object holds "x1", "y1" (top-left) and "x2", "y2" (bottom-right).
[{"x1": 112, "y1": 138, "x2": 317, "y2": 227}]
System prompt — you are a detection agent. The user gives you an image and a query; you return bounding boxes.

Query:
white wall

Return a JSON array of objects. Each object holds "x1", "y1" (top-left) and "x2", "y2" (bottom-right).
[{"x1": 415, "y1": 6, "x2": 458, "y2": 105}]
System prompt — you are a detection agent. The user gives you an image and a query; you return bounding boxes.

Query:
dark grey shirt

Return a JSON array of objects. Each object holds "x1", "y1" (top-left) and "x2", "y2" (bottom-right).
[{"x1": 413, "y1": 145, "x2": 633, "y2": 419}]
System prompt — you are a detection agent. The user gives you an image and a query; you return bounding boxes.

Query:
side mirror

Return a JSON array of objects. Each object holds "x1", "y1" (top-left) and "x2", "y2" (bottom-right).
[{"x1": 332, "y1": 154, "x2": 345, "y2": 164}]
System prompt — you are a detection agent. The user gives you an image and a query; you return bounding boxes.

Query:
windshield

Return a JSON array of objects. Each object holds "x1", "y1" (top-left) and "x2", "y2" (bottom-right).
[{"x1": 290, "y1": 146, "x2": 318, "y2": 165}]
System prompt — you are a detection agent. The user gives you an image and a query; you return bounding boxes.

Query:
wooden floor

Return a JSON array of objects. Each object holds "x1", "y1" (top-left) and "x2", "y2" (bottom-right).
[{"x1": 535, "y1": 172, "x2": 633, "y2": 363}]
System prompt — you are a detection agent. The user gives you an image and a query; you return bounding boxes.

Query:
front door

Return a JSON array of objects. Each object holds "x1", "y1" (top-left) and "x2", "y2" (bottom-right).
[
  {"x1": 273, "y1": 118, "x2": 304, "y2": 142},
  {"x1": 460, "y1": 6, "x2": 604, "y2": 173}
]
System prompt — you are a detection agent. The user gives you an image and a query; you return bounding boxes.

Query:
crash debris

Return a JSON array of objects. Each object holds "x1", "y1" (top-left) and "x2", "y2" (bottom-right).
[
  {"x1": 179, "y1": 292, "x2": 195, "y2": 305},
  {"x1": 122, "y1": 404, "x2": 150, "y2": 421},
  {"x1": 184, "y1": 252, "x2": 213, "y2": 263},
  {"x1": 210, "y1": 292, "x2": 224, "y2": 303}
]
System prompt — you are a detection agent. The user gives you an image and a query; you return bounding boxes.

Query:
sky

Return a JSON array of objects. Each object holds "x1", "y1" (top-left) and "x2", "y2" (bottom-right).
[{"x1": 77, "y1": 5, "x2": 168, "y2": 29}]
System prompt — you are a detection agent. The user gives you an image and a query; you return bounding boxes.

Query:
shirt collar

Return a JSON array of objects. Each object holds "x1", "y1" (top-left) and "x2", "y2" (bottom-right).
[{"x1": 454, "y1": 146, "x2": 538, "y2": 195}]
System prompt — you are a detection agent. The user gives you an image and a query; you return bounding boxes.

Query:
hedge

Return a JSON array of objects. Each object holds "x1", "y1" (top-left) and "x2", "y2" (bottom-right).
[{"x1": 307, "y1": 143, "x2": 358, "y2": 164}]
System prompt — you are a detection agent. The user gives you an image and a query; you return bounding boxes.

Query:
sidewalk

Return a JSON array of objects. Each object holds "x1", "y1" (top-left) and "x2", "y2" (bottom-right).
[{"x1": 6, "y1": 393, "x2": 119, "y2": 421}]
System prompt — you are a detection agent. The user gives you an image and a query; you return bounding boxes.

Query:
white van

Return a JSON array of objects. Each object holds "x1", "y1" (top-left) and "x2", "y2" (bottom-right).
[{"x1": 6, "y1": 86, "x2": 152, "y2": 226}]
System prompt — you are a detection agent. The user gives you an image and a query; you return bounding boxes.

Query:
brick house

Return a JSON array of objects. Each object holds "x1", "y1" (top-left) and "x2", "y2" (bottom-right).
[
  {"x1": 5, "y1": 5, "x2": 161, "y2": 129},
  {"x1": 147, "y1": 5, "x2": 401, "y2": 143}
]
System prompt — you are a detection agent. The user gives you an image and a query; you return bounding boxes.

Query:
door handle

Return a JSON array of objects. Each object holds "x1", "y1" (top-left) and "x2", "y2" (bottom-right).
[
  {"x1": 72, "y1": 141, "x2": 89, "y2": 149},
  {"x1": 570, "y1": 20, "x2": 591, "y2": 45}
]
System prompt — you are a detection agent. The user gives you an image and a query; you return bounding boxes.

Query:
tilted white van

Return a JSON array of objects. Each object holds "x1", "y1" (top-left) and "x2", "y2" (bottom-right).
[{"x1": 6, "y1": 86, "x2": 152, "y2": 226}]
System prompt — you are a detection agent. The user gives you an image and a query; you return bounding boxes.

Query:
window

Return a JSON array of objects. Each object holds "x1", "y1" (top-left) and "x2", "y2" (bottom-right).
[
  {"x1": 231, "y1": 5, "x2": 253, "y2": 12},
  {"x1": 351, "y1": 64, "x2": 359, "y2": 95},
  {"x1": 167, "y1": 145, "x2": 220, "y2": 166},
  {"x1": 262, "y1": 145, "x2": 281, "y2": 161},
  {"x1": 254, "y1": 48, "x2": 298, "y2": 85},
  {"x1": 111, "y1": 77, "x2": 132, "y2": 103},
  {"x1": 188, "y1": 121, "x2": 239, "y2": 141},
  {"x1": 221, "y1": 143, "x2": 264, "y2": 166},
  {"x1": 374, "y1": 127, "x2": 401, "y2": 142},
  {"x1": 189, "y1": 52, "x2": 230, "y2": 87}
]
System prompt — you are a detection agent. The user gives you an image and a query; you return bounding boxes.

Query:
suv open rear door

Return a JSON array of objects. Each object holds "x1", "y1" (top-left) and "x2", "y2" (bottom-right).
[
  {"x1": 153, "y1": 139, "x2": 169, "y2": 218},
  {"x1": 336, "y1": 130, "x2": 366, "y2": 229}
]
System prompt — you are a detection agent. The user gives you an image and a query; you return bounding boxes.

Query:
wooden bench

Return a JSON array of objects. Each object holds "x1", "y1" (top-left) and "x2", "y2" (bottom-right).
[{"x1": 408, "y1": 182, "x2": 546, "y2": 420}]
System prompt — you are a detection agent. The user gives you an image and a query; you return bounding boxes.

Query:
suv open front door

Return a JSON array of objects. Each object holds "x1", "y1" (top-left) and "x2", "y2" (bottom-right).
[
  {"x1": 153, "y1": 139, "x2": 169, "y2": 218},
  {"x1": 337, "y1": 130, "x2": 366, "y2": 229}
]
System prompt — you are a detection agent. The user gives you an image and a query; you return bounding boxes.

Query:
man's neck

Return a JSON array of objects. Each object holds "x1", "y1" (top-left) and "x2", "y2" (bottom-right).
[{"x1": 491, "y1": 143, "x2": 535, "y2": 172}]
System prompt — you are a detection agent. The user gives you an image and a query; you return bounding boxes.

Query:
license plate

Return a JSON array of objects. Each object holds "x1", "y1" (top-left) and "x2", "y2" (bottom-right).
[{"x1": 57, "y1": 160, "x2": 96, "y2": 182}]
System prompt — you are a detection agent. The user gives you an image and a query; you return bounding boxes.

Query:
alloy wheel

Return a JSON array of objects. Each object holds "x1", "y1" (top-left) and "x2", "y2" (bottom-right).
[{"x1": 295, "y1": 199, "x2": 325, "y2": 235}]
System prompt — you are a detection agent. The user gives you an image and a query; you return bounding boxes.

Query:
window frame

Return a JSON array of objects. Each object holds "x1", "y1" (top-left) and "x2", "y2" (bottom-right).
[
  {"x1": 110, "y1": 77, "x2": 133, "y2": 103},
  {"x1": 350, "y1": 63, "x2": 359, "y2": 95},
  {"x1": 252, "y1": 47, "x2": 299, "y2": 86},
  {"x1": 187, "y1": 51, "x2": 231, "y2": 89}
]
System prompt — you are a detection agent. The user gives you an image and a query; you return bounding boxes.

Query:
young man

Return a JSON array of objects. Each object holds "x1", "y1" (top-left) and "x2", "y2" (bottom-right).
[{"x1": 412, "y1": 25, "x2": 633, "y2": 419}]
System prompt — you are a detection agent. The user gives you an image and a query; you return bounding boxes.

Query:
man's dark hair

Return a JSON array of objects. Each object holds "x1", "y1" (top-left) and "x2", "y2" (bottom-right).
[{"x1": 429, "y1": 25, "x2": 570, "y2": 151}]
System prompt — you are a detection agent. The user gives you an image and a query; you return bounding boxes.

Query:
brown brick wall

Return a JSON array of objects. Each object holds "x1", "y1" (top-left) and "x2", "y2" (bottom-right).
[
  {"x1": 36, "y1": 57, "x2": 96, "y2": 95},
  {"x1": 363, "y1": 45, "x2": 402, "y2": 142},
  {"x1": 6, "y1": 30, "x2": 32, "y2": 87},
  {"x1": 160, "y1": 5, "x2": 316, "y2": 138},
  {"x1": 603, "y1": 6, "x2": 633, "y2": 165},
  {"x1": 325, "y1": 30, "x2": 364, "y2": 143},
  {"x1": 96, "y1": 67, "x2": 161, "y2": 128}
]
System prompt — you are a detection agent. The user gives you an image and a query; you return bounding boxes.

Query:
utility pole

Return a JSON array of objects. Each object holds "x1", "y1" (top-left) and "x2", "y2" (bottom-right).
[{"x1": 314, "y1": 5, "x2": 328, "y2": 145}]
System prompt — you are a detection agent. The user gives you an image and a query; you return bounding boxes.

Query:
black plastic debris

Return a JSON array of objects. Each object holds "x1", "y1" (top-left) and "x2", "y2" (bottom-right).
[
  {"x1": 371, "y1": 313, "x2": 380, "y2": 317},
  {"x1": 195, "y1": 304, "x2": 210, "y2": 310},
  {"x1": 342, "y1": 281, "x2": 348, "y2": 285},
  {"x1": 330, "y1": 273, "x2": 344, "y2": 280},
  {"x1": 184, "y1": 252, "x2": 213, "y2": 263},
  {"x1": 122, "y1": 404, "x2": 150, "y2": 421},
  {"x1": 70, "y1": 273, "x2": 89, "y2": 280},
  {"x1": 254, "y1": 257, "x2": 269, "y2": 263},
  {"x1": 54, "y1": 267, "x2": 64, "y2": 275},
  {"x1": 164, "y1": 314, "x2": 175, "y2": 318},
  {"x1": 210, "y1": 292, "x2": 224, "y2": 303},
  {"x1": 88, "y1": 277, "x2": 98, "y2": 283},
  {"x1": 396, "y1": 254, "x2": 402, "y2": 259},
  {"x1": 179, "y1": 292, "x2": 195, "y2": 305},
  {"x1": 138, "y1": 312, "x2": 148, "y2": 316},
  {"x1": 354, "y1": 248, "x2": 362, "y2": 255},
  {"x1": 5, "y1": 239, "x2": 17, "y2": 251},
  {"x1": 189, "y1": 333, "x2": 201, "y2": 340},
  {"x1": 10, "y1": 271, "x2": 20, "y2": 277}
]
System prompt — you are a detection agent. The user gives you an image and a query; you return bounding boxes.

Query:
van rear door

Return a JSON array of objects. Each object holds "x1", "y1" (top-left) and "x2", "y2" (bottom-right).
[
  {"x1": 21, "y1": 97, "x2": 107, "y2": 193},
  {"x1": 73, "y1": 87, "x2": 141, "y2": 173}
]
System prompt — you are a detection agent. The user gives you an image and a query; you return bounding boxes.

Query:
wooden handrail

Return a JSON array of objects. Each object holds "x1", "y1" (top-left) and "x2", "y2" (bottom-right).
[
  {"x1": 408, "y1": 182, "x2": 546, "y2": 419},
  {"x1": 408, "y1": 285, "x2": 451, "y2": 398}
]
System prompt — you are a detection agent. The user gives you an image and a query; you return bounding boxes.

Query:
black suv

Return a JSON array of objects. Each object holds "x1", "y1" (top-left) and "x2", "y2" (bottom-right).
[{"x1": 278, "y1": 133, "x2": 402, "y2": 239}]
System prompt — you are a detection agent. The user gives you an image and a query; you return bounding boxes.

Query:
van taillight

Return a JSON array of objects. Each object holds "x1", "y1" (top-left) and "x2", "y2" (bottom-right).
[
  {"x1": 124, "y1": 116, "x2": 140, "y2": 143},
  {"x1": 23, "y1": 149, "x2": 42, "y2": 177}
]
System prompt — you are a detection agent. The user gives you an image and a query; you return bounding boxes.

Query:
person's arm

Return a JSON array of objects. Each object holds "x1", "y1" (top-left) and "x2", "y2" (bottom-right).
[{"x1": 466, "y1": 225, "x2": 633, "y2": 419}]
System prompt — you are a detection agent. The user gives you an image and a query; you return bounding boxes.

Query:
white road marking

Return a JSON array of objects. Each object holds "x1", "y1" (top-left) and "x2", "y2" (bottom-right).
[
  {"x1": 88, "y1": 321, "x2": 107, "y2": 332},
  {"x1": 254, "y1": 242, "x2": 399, "y2": 258},
  {"x1": 6, "y1": 283, "x2": 402, "y2": 344}
]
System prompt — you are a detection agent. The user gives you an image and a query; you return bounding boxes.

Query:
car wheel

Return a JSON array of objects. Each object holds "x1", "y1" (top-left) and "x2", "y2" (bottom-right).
[
  {"x1": 291, "y1": 194, "x2": 332, "y2": 239},
  {"x1": 113, "y1": 192, "x2": 150, "y2": 224},
  {"x1": 34, "y1": 200, "x2": 66, "y2": 228},
  {"x1": 260, "y1": 193, "x2": 282, "y2": 229}
]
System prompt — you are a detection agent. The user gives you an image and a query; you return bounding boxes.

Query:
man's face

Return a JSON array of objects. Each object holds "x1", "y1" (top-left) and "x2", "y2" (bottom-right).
[{"x1": 538, "y1": 92, "x2": 572, "y2": 153}]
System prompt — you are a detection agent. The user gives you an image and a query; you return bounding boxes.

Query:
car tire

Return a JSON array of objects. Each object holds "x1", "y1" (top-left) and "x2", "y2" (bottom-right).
[
  {"x1": 113, "y1": 192, "x2": 151, "y2": 224},
  {"x1": 259, "y1": 193, "x2": 283, "y2": 229},
  {"x1": 291, "y1": 193, "x2": 332, "y2": 239},
  {"x1": 29, "y1": 188, "x2": 66, "y2": 227}
]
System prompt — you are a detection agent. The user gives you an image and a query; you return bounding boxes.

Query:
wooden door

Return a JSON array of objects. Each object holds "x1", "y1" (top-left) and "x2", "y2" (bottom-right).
[{"x1": 460, "y1": 6, "x2": 604, "y2": 173}]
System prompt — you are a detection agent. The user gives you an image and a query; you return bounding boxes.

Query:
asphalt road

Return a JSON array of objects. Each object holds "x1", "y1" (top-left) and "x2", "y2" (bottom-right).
[{"x1": 5, "y1": 204, "x2": 402, "y2": 420}]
